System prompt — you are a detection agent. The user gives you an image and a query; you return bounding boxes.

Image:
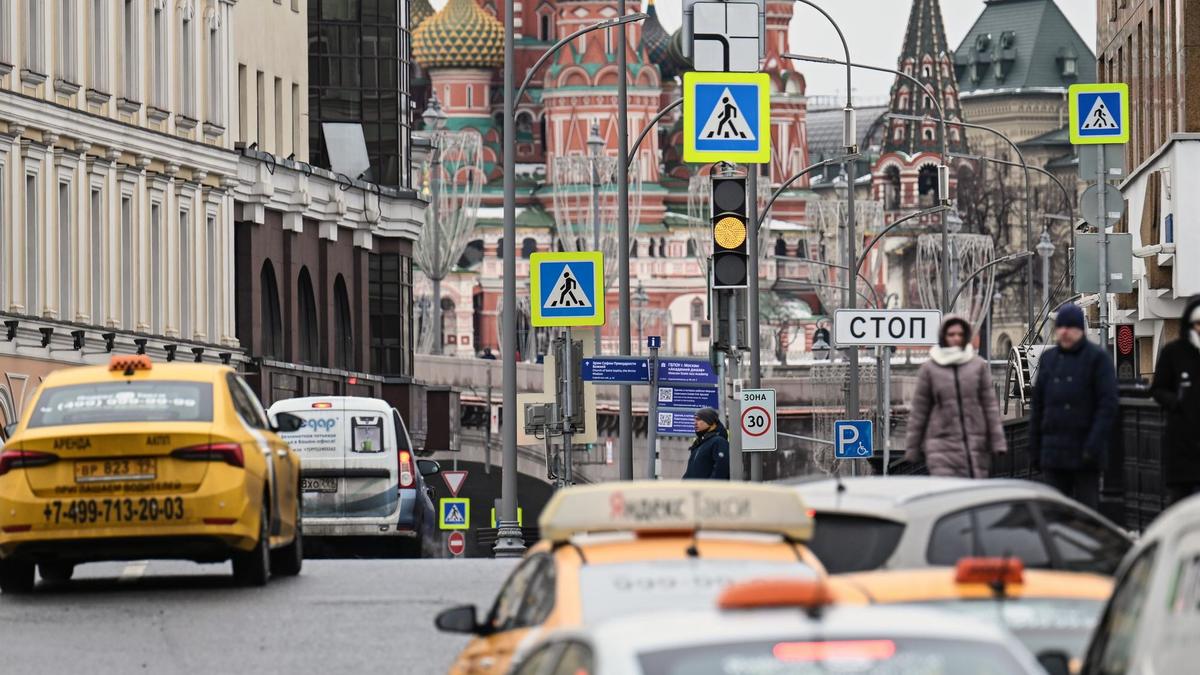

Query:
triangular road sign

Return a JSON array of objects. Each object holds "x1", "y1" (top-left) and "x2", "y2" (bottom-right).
[
  {"x1": 441, "y1": 470, "x2": 467, "y2": 498},
  {"x1": 1082, "y1": 96, "x2": 1119, "y2": 130},
  {"x1": 699, "y1": 87, "x2": 756, "y2": 141},
  {"x1": 545, "y1": 265, "x2": 592, "y2": 309}
]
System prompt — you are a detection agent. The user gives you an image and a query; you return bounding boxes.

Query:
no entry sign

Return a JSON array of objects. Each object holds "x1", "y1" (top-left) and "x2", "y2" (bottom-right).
[
  {"x1": 447, "y1": 531, "x2": 466, "y2": 557},
  {"x1": 739, "y1": 388, "x2": 777, "y2": 452}
]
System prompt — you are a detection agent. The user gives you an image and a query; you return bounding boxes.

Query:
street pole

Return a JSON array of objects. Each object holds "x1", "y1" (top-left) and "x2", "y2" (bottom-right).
[
  {"x1": 485, "y1": 365, "x2": 492, "y2": 475},
  {"x1": 495, "y1": 0, "x2": 524, "y2": 557},
  {"x1": 430, "y1": 139, "x2": 442, "y2": 356},
  {"x1": 727, "y1": 289, "x2": 743, "y2": 481},
  {"x1": 589, "y1": 121, "x2": 603, "y2": 353},
  {"x1": 1097, "y1": 144, "x2": 1109, "y2": 348},
  {"x1": 561, "y1": 330, "x2": 574, "y2": 486},
  {"x1": 881, "y1": 346, "x2": 891, "y2": 475},
  {"x1": 747, "y1": 168, "x2": 762, "y2": 483},
  {"x1": 617, "y1": 0, "x2": 633, "y2": 481},
  {"x1": 646, "y1": 340, "x2": 659, "y2": 479}
]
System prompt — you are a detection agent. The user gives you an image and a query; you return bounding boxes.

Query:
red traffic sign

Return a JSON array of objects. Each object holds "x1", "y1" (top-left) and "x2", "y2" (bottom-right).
[
  {"x1": 447, "y1": 531, "x2": 466, "y2": 557},
  {"x1": 741, "y1": 406, "x2": 771, "y2": 437},
  {"x1": 441, "y1": 470, "x2": 468, "y2": 498}
]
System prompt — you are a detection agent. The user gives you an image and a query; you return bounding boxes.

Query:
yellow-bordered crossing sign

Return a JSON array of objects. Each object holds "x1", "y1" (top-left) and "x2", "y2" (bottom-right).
[
  {"x1": 1069, "y1": 83, "x2": 1129, "y2": 145},
  {"x1": 683, "y1": 71, "x2": 771, "y2": 164},
  {"x1": 530, "y1": 251, "x2": 605, "y2": 328}
]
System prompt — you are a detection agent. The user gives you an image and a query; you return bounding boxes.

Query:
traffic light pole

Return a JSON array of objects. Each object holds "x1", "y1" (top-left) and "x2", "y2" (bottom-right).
[
  {"x1": 746, "y1": 168, "x2": 762, "y2": 483},
  {"x1": 617, "y1": 0, "x2": 633, "y2": 482},
  {"x1": 726, "y1": 290, "x2": 743, "y2": 481}
]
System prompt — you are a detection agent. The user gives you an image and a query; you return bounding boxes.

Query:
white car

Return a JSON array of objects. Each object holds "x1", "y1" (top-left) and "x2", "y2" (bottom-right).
[
  {"x1": 267, "y1": 396, "x2": 439, "y2": 556},
  {"x1": 508, "y1": 579, "x2": 1047, "y2": 675},
  {"x1": 1081, "y1": 493, "x2": 1200, "y2": 674}
]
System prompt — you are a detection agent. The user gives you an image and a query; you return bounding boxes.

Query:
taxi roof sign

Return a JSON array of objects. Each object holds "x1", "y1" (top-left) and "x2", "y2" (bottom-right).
[{"x1": 538, "y1": 480, "x2": 813, "y2": 542}]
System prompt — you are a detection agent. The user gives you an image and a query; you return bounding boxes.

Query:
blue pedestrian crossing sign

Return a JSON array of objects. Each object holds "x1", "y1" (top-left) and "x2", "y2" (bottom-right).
[
  {"x1": 683, "y1": 71, "x2": 771, "y2": 164},
  {"x1": 1069, "y1": 83, "x2": 1129, "y2": 145},
  {"x1": 439, "y1": 497, "x2": 470, "y2": 530},
  {"x1": 834, "y1": 420, "x2": 874, "y2": 459},
  {"x1": 530, "y1": 251, "x2": 605, "y2": 327}
]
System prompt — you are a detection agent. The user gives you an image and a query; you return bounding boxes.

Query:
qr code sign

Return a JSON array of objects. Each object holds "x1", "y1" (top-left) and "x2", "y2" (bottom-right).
[
  {"x1": 658, "y1": 388, "x2": 674, "y2": 403},
  {"x1": 658, "y1": 412, "x2": 674, "y2": 427}
]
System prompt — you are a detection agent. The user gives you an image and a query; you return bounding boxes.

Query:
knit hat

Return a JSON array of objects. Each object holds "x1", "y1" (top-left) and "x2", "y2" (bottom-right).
[
  {"x1": 695, "y1": 408, "x2": 720, "y2": 426},
  {"x1": 1055, "y1": 303, "x2": 1085, "y2": 330}
]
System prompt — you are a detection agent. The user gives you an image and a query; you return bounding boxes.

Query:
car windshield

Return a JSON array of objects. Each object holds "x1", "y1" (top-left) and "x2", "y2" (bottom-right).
[
  {"x1": 26, "y1": 381, "x2": 214, "y2": 427},
  {"x1": 579, "y1": 559, "x2": 815, "y2": 625},
  {"x1": 637, "y1": 637, "x2": 1030, "y2": 675},
  {"x1": 894, "y1": 598, "x2": 1106, "y2": 658},
  {"x1": 808, "y1": 514, "x2": 905, "y2": 573}
]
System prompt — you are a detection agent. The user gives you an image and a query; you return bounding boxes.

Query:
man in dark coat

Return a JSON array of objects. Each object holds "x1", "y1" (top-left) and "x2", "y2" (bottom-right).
[
  {"x1": 683, "y1": 408, "x2": 730, "y2": 480},
  {"x1": 1150, "y1": 296, "x2": 1200, "y2": 506},
  {"x1": 1030, "y1": 303, "x2": 1119, "y2": 510}
]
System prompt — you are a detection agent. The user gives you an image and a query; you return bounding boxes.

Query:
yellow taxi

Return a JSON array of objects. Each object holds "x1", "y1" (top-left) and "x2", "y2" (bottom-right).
[
  {"x1": 0, "y1": 355, "x2": 305, "y2": 592},
  {"x1": 435, "y1": 480, "x2": 824, "y2": 675},
  {"x1": 829, "y1": 558, "x2": 1114, "y2": 674}
]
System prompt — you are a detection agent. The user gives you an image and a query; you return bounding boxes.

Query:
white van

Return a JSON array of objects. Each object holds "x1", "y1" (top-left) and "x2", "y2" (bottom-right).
[{"x1": 267, "y1": 396, "x2": 439, "y2": 556}]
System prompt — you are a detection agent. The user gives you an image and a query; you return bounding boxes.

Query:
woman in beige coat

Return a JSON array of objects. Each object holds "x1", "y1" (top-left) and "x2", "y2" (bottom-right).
[{"x1": 904, "y1": 317, "x2": 1007, "y2": 478}]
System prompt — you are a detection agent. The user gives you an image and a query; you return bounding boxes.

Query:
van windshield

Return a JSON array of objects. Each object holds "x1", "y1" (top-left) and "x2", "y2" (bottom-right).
[{"x1": 27, "y1": 381, "x2": 214, "y2": 428}]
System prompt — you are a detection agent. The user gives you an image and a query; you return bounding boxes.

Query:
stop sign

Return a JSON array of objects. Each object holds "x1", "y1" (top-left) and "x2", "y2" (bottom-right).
[{"x1": 447, "y1": 531, "x2": 466, "y2": 557}]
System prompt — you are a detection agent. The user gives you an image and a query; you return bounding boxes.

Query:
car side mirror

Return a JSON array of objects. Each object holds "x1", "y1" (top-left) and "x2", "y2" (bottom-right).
[
  {"x1": 435, "y1": 605, "x2": 484, "y2": 635},
  {"x1": 271, "y1": 412, "x2": 305, "y2": 434},
  {"x1": 1036, "y1": 650, "x2": 1071, "y2": 675},
  {"x1": 417, "y1": 459, "x2": 441, "y2": 477}
]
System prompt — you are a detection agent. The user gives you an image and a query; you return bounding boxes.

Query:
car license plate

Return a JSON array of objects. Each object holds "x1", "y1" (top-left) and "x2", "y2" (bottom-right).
[
  {"x1": 75, "y1": 458, "x2": 157, "y2": 483},
  {"x1": 301, "y1": 477, "x2": 338, "y2": 493}
]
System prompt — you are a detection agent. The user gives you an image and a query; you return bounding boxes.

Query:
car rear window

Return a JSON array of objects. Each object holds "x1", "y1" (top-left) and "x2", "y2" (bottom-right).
[
  {"x1": 637, "y1": 637, "x2": 1030, "y2": 674},
  {"x1": 808, "y1": 513, "x2": 905, "y2": 573},
  {"x1": 27, "y1": 381, "x2": 214, "y2": 427},
  {"x1": 579, "y1": 560, "x2": 815, "y2": 625}
]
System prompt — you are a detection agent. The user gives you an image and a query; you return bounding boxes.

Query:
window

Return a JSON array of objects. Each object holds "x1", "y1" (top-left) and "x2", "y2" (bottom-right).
[
  {"x1": 179, "y1": 209, "x2": 191, "y2": 337},
  {"x1": 274, "y1": 77, "x2": 283, "y2": 154},
  {"x1": 90, "y1": 188, "x2": 103, "y2": 322},
  {"x1": 24, "y1": 174, "x2": 38, "y2": 315},
  {"x1": 57, "y1": 182, "x2": 70, "y2": 319},
  {"x1": 466, "y1": 85, "x2": 473, "y2": 108},
  {"x1": 486, "y1": 555, "x2": 549, "y2": 633},
  {"x1": 226, "y1": 374, "x2": 268, "y2": 429},
  {"x1": 1085, "y1": 544, "x2": 1158, "y2": 674},
  {"x1": 297, "y1": 267, "x2": 319, "y2": 364},
  {"x1": 256, "y1": 71, "x2": 265, "y2": 145},
  {"x1": 291, "y1": 83, "x2": 300, "y2": 155},
  {"x1": 515, "y1": 556, "x2": 556, "y2": 627},
  {"x1": 550, "y1": 642, "x2": 593, "y2": 675},
  {"x1": 928, "y1": 502, "x2": 1051, "y2": 568},
  {"x1": 690, "y1": 298, "x2": 704, "y2": 321},
  {"x1": 260, "y1": 261, "x2": 283, "y2": 357},
  {"x1": 207, "y1": 21, "x2": 220, "y2": 123},
  {"x1": 152, "y1": 4, "x2": 165, "y2": 107},
  {"x1": 630, "y1": 240, "x2": 638, "y2": 257},
  {"x1": 122, "y1": 0, "x2": 137, "y2": 100},
  {"x1": 521, "y1": 238, "x2": 537, "y2": 258},
  {"x1": 206, "y1": 215, "x2": 216, "y2": 340},
  {"x1": 809, "y1": 514, "x2": 905, "y2": 573},
  {"x1": 58, "y1": 0, "x2": 76, "y2": 82},
  {"x1": 121, "y1": 197, "x2": 133, "y2": 328},
  {"x1": 150, "y1": 204, "x2": 162, "y2": 333},
  {"x1": 774, "y1": 237, "x2": 787, "y2": 257},
  {"x1": 1037, "y1": 502, "x2": 1130, "y2": 574},
  {"x1": 28, "y1": 381, "x2": 214, "y2": 427},
  {"x1": 237, "y1": 64, "x2": 247, "y2": 143},
  {"x1": 540, "y1": 15, "x2": 550, "y2": 41},
  {"x1": 333, "y1": 275, "x2": 353, "y2": 369},
  {"x1": 457, "y1": 240, "x2": 485, "y2": 269},
  {"x1": 0, "y1": 0, "x2": 10, "y2": 65},
  {"x1": 927, "y1": 510, "x2": 974, "y2": 564},
  {"x1": 25, "y1": 0, "x2": 44, "y2": 73},
  {"x1": 90, "y1": 0, "x2": 106, "y2": 91},
  {"x1": 512, "y1": 644, "x2": 561, "y2": 675}
]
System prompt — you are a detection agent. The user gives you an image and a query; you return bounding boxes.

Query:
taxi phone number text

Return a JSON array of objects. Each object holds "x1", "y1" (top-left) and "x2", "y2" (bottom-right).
[{"x1": 42, "y1": 497, "x2": 186, "y2": 525}]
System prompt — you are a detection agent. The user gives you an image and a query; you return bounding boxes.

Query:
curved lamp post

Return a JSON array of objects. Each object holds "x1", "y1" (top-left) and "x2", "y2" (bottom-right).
[
  {"x1": 627, "y1": 98, "x2": 683, "y2": 173},
  {"x1": 421, "y1": 95, "x2": 448, "y2": 355},
  {"x1": 949, "y1": 251, "x2": 1035, "y2": 309}
]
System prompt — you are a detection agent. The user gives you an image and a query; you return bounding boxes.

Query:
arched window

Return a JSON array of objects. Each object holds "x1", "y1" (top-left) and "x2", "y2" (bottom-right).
[
  {"x1": 774, "y1": 237, "x2": 788, "y2": 257},
  {"x1": 884, "y1": 166, "x2": 902, "y2": 210},
  {"x1": 686, "y1": 239, "x2": 697, "y2": 257},
  {"x1": 441, "y1": 297, "x2": 455, "y2": 348},
  {"x1": 690, "y1": 298, "x2": 704, "y2": 321},
  {"x1": 658, "y1": 238, "x2": 667, "y2": 257},
  {"x1": 795, "y1": 239, "x2": 808, "y2": 259},
  {"x1": 540, "y1": 14, "x2": 551, "y2": 41},
  {"x1": 521, "y1": 237, "x2": 537, "y2": 258},
  {"x1": 333, "y1": 275, "x2": 353, "y2": 370},
  {"x1": 297, "y1": 267, "x2": 319, "y2": 365},
  {"x1": 918, "y1": 165, "x2": 939, "y2": 207},
  {"x1": 260, "y1": 261, "x2": 283, "y2": 358},
  {"x1": 630, "y1": 240, "x2": 639, "y2": 257},
  {"x1": 495, "y1": 238, "x2": 504, "y2": 259},
  {"x1": 457, "y1": 239, "x2": 485, "y2": 268},
  {"x1": 647, "y1": 239, "x2": 656, "y2": 258},
  {"x1": 539, "y1": 116, "x2": 548, "y2": 155}
]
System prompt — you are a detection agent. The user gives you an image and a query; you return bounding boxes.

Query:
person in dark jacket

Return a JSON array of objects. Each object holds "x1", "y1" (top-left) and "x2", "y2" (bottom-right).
[
  {"x1": 905, "y1": 317, "x2": 1007, "y2": 478},
  {"x1": 1029, "y1": 303, "x2": 1119, "y2": 510},
  {"x1": 683, "y1": 408, "x2": 730, "y2": 480},
  {"x1": 1150, "y1": 296, "x2": 1200, "y2": 506}
]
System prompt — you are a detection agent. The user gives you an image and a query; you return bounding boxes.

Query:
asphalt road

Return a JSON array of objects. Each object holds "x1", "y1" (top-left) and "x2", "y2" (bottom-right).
[{"x1": 0, "y1": 557, "x2": 517, "y2": 675}]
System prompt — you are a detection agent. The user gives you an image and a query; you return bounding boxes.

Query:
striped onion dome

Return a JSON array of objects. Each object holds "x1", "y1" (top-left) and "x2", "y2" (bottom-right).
[
  {"x1": 642, "y1": 0, "x2": 675, "y2": 75},
  {"x1": 411, "y1": 0, "x2": 436, "y2": 30},
  {"x1": 413, "y1": 0, "x2": 505, "y2": 70}
]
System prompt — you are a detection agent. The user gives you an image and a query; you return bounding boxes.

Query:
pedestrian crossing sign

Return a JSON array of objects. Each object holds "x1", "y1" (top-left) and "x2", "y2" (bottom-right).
[
  {"x1": 530, "y1": 251, "x2": 605, "y2": 327},
  {"x1": 439, "y1": 497, "x2": 470, "y2": 530},
  {"x1": 1069, "y1": 83, "x2": 1129, "y2": 145},
  {"x1": 683, "y1": 71, "x2": 771, "y2": 164}
]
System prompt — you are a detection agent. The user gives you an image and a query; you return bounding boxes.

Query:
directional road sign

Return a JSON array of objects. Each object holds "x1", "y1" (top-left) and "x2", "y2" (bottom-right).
[
  {"x1": 834, "y1": 420, "x2": 874, "y2": 459},
  {"x1": 689, "y1": 0, "x2": 763, "y2": 72},
  {"x1": 657, "y1": 385, "x2": 720, "y2": 412},
  {"x1": 1069, "y1": 83, "x2": 1129, "y2": 145},
  {"x1": 530, "y1": 252, "x2": 605, "y2": 327},
  {"x1": 441, "y1": 470, "x2": 467, "y2": 498},
  {"x1": 656, "y1": 410, "x2": 698, "y2": 437},
  {"x1": 834, "y1": 309, "x2": 942, "y2": 348},
  {"x1": 740, "y1": 388, "x2": 777, "y2": 452},
  {"x1": 447, "y1": 530, "x2": 466, "y2": 557},
  {"x1": 658, "y1": 358, "x2": 719, "y2": 385},
  {"x1": 582, "y1": 357, "x2": 650, "y2": 384},
  {"x1": 439, "y1": 497, "x2": 470, "y2": 530},
  {"x1": 683, "y1": 71, "x2": 771, "y2": 165}
]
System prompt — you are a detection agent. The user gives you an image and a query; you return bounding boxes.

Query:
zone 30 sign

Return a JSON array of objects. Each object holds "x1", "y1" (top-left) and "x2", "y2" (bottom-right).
[{"x1": 833, "y1": 309, "x2": 942, "y2": 348}]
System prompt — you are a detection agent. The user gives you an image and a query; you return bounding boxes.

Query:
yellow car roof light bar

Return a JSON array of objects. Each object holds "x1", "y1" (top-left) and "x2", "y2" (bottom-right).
[{"x1": 538, "y1": 480, "x2": 814, "y2": 543}]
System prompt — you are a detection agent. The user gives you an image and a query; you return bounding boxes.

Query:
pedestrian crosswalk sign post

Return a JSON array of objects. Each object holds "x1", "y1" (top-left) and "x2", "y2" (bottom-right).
[
  {"x1": 439, "y1": 497, "x2": 470, "y2": 530},
  {"x1": 530, "y1": 252, "x2": 605, "y2": 327},
  {"x1": 1069, "y1": 83, "x2": 1129, "y2": 145},
  {"x1": 683, "y1": 71, "x2": 771, "y2": 164}
]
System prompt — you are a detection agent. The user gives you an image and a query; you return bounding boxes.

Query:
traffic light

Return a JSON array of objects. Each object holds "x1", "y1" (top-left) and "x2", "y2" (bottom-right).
[{"x1": 711, "y1": 175, "x2": 749, "y2": 289}]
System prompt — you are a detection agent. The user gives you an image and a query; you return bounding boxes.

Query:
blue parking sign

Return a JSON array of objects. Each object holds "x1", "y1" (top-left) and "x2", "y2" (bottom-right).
[{"x1": 834, "y1": 420, "x2": 874, "y2": 459}]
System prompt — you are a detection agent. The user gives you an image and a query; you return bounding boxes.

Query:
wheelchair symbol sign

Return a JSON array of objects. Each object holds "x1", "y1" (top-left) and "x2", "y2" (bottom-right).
[{"x1": 834, "y1": 420, "x2": 874, "y2": 459}]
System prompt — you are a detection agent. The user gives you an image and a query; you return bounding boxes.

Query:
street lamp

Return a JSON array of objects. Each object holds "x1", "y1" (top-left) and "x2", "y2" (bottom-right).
[
  {"x1": 421, "y1": 94, "x2": 448, "y2": 355},
  {"x1": 633, "y1": 282, "x2": 650, "y2": 356},
  {"x1": 588, "y1": 121, "x2": 604, "y2": 352},
  {"x1": 946, "y1": 208, "x2": 963, "y2": 313},
  {"x1": 1037, "y1": 230, "x2": 1056, "y2": 340}
]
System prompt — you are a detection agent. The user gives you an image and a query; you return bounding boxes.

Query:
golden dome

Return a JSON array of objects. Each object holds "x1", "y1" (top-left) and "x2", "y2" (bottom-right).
[{"x1": 412, "y1": 0, "x2": 504, "y2": 70}]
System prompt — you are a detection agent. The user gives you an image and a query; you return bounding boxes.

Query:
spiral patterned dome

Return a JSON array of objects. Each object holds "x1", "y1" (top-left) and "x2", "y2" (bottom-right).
[
  {"x1": 413, "y1": 0, "x2": 505, "y2": 70},
  {"x1": 665, "y1": 28, "x2": 694, "y2": 80},
  {"x1": 642, "y1": 0, "x2": 676, "y2": 77}
]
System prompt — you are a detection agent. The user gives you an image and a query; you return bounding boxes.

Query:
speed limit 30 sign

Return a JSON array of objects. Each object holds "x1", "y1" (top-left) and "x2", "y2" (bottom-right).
[{"x1": 740, "y1": 388, "x2": 777, "y2": 452}]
